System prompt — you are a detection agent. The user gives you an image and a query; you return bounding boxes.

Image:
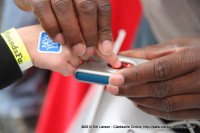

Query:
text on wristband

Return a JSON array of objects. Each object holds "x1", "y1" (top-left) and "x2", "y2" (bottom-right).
[{"x1": 2, "y1": 30, "x2": 26, "y2": 64}]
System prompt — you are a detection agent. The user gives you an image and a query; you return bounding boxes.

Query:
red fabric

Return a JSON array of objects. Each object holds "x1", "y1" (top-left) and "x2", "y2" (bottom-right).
[{"x1": 36, "y1": 0, "x2": 142, "y2": 133}]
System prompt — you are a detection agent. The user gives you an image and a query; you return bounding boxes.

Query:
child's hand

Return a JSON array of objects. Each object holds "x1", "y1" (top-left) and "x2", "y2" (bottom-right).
[{"x1": 17, "y1": 25, "x2": 80, "y2": 76}]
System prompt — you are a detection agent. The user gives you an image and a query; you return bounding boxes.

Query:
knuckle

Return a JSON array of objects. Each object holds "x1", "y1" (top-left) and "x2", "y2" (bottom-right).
[
  {"x1": 32, "y1": 0, "x2": 50, "y2": 15},
  {"x1": 126, "y1": 68, "x2": 141, "y2": 83},
  {"x1": 98, "y1": 28, "x2": 113, "y2": 42},
  {"x1": 98, "y1": 27, "x2": 112, "y2": 35},
  {"x1": 153, "y1": 60, "x2": 172, "y2": 80},
  {"x1": 149, "y1": 81, "x2": 171, "y2": 98},
  {"x1": 161, "y1": 97, "x2": 176, "y2": 112},
  {"x1": 98, "y1": 2, "x2": 111, "y2": 16},
  {"x1": 98, "y1": 27, "x2": 112, "y2": 41},
  {"x1": 180, "y1": 48, "x2": 197, "y2": 69},
  {"x1": 52, "y1": 0, "x2": 72, "y2": 12},
  {"x1": 79, "y1": 0, "x2": 96, "y2": 15}
]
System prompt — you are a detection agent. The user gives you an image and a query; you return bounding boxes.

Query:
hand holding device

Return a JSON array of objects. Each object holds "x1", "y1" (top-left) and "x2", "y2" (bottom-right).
[{"x1": 74, "y1": 56, "x2": 148, "y2": 85}]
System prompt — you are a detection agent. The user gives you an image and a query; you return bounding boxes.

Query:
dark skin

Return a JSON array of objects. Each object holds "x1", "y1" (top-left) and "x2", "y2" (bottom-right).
[
  {"x1": 107, "y1": 38, "x2": 200, "y2": 120},
  {"x1": 14, "y1": 0, "x2": 200, "y2": 120},
  {"x1": 14, "y1": 0, "x2": 121, "y2": 68}
]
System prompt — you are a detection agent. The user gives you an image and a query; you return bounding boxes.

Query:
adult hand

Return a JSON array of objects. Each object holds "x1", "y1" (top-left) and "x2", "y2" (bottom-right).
[
  {"x1": 14, "y1": 0, "x2": 120, "y2": 67},
  {"x1": 107, "y1": 38, "x2": 200, "y2": 120}
]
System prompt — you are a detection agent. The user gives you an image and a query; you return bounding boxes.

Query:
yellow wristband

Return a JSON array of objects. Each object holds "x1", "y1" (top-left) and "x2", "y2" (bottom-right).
[{"x1": 1, "y1": 28, "x2": 33, "y2": 71}]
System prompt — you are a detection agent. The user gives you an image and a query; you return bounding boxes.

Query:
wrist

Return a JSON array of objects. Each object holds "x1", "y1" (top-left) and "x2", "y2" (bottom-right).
[{"x1": 1, "y1": 28, "x2": 33, "y2": 71}]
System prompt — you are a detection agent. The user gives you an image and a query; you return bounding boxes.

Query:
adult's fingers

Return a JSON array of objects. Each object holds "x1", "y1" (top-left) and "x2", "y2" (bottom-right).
[
  {"x1": 119, "y1": 38, "x2": 196, "y2": 60},
  {"x1": 74, "y1": 0, "x2": 97, "y2": 56},
  {"x1": 114, "y1": 70, "x2": 200, "y2": 97},
  {"x1": 97, "y1": 0, "x2": 113, "y2": 56},
  {"x1": 130, "y1": 94, "x2": 200, "y2": 112},
  {"x1": 31, "y1": 0, "x2": 65, "y2": 44},
  {"x1": 119, "y1": 44, "x2": 177, "y2": 60},
  {"x1": 96, "y1": 50, "x2": 121, "y2": 68},
  {"x1": 136, "y1": 105, "x2": 200, "y2": 120},
  {"x1": 51, "y1": 0, "x2": 86, "y2": 56},
  {"x1": 109, "y1": 48, "x2": 198, "y2": 86}
]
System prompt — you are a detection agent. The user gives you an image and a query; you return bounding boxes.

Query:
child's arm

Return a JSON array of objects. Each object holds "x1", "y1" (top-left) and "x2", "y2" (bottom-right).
[{"x1": 0, "y1": 25, "x2": 80, "y2": 89}]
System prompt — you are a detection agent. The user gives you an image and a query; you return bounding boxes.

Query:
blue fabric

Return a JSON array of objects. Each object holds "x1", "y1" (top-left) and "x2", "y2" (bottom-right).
[
  {"x1": 133, "y1": 16, "x2": 158, "y2": 48},
  {"x1": 0, "y1": 0, "x2": 38, "y2": 32}
]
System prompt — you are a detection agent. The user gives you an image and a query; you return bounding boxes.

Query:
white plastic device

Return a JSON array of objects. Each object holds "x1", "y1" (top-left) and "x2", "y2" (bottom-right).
[{"x1": 74, "y1": 56, "x2": 148, "y2": 85}]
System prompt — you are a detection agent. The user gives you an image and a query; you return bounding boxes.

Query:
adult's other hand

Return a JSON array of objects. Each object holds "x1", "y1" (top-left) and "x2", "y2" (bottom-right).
[
  {"x1": 108, "y1": 38, "x2": 200, "y2": 120},
  {"x1": 14, "y1": 0, "x2": 120, "y2": 67}
]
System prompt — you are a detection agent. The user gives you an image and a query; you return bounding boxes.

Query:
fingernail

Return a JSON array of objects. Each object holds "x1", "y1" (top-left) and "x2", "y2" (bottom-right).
[
  {"x1": 109, "y1": 74, "x2": 124, "y2": 86},
  {"x1": 80, "y1": 47, "x2": 95, "y2": 60},
  {"x1": 99, "y1": 40, "x2": 113, "y2": 55},
  {"x1": 72, "y1": 43, "x2": 86, "y2": 56},
  {"x1": 113, "y1": 60, "x2": 121, "y2": 68},
  {"x1": 85, "y1": 47, "x2": 95, "y2": 57},
  {"x1": 54, "y1": 33, "x2": 65, "y2": 44},
  {"x1": 107, "y1": 85, "x2": 119, "y2": 95},
  {"x1": 109, "y1": 59, "x2": 121, "y2": 69}
]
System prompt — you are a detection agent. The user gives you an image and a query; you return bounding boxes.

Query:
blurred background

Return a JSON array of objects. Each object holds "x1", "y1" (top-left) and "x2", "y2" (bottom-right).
[
  {"x1": 2, "y1": 0, "x2": 198, "y2": 133},
  {"x1": 0, "y1": 1, "x2": 50, "y2": 132}
]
